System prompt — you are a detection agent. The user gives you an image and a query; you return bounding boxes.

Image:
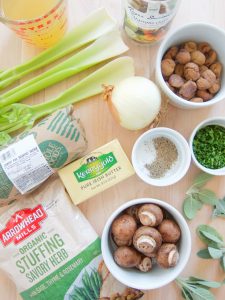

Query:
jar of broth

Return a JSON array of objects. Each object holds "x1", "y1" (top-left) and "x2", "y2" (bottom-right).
[{"x1": 123, "y1": 0, "x2": 180, "y2": 44}]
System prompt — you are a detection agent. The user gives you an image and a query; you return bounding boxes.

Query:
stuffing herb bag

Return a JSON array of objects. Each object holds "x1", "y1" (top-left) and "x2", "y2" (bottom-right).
[
  {"x1": 0, "y1": 177, "x2": 99, "y2": 300},
  {"x1": 0, "y1": 106, "x2": 87, "y2": 206},
  {"x1": 0, "y1": 178, "x2": 144, "y2": 300}
]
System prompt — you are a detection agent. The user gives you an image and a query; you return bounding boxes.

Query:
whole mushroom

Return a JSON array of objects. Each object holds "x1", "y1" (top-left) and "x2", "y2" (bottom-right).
[
  {"x1": 158, "y1": 219, "x2": 181, "y2": 243},
  {"x1": 138, "y1": 204, "x2": 163, "y2": 227},
  {"x1": 133, "y1": 226, "x2": 162, "y2": 256},
  {"x1": 114, "y1": 246, "x2": 152, "y2": 272},
  {"x1": 114, "y1": 246, "x2": 141, "y2": 268},
  {"x1": 111, "y1": 214, "x2": 137, "y2": 247},
  {"x1": 156, "y1": 243, "x2": 179, "y2": 268}
]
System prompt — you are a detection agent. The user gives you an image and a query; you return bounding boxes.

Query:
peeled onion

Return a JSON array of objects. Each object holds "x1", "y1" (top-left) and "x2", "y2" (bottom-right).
[{"x1": 106, "y1": 76, "x2": 161, "y2": 130}]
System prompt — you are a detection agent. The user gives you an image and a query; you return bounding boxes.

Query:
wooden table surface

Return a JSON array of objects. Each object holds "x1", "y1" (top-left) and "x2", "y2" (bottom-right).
[{"x1": 0, "y1": 0, "x2": 225, "y2": 299}]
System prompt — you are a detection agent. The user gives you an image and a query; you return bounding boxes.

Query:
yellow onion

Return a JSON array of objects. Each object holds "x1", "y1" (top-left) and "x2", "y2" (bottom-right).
[{"x1": 105, "y1": 76, "x2": 161, "y2": 130}]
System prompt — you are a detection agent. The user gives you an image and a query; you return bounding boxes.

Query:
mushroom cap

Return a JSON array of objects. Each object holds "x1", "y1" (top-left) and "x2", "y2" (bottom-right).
[
  {"x1": 158, "y1": 219, "x2": 181, "y2": 243},
  {"x1": 138, "y1": 204, "x2": 163, "y2": 227},
  {"x1": 111, "y1": 214, "x2": 137, "y2": 246},
  {"x1": 133, "y1": 226, "x2": 162, "y2": 256},
  {"x1": 125, "y1": 205, "x2": 140, "y2": 223},
  {"x1": 114, "y1": 246, "x2": 142, "y2": 268},
  {"x1": 156, "y1": 243, "x2": 179, "y2": 268}
]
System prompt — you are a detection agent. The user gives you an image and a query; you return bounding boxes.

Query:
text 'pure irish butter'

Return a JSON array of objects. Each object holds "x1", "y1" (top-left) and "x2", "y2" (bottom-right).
[{"x1": 58, "y1": 139, "x2": 135, "y2": 205}]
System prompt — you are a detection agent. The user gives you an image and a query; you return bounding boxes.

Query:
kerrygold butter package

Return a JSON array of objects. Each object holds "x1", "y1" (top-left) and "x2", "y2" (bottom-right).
[{"x1": 58, "y1": 139, "x2": 134, "y2": 205}]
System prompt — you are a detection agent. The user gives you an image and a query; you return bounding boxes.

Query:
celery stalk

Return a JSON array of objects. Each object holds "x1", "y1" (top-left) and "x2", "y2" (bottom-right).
[
  {"x1": 0, "y1": 57, "x2": 134, "y2": 141},
  {"x1": 0, "y1": 31, "x2": 128, "y2": 108},
  {"x1": 0, "y1": 8, "x2": 116, "y2": 89}
]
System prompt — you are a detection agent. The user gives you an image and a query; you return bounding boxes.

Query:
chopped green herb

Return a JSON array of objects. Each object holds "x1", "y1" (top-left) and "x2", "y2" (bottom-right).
[{"x1": 193, "y1": 125, "x2": 225, "y2": 169}]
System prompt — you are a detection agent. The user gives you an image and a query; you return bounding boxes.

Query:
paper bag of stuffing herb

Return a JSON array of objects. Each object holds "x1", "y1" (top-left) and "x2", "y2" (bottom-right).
[
  {"x1": 0, "y1": 177, "x2": 143, "y2": 300},
  {"x1": 0, "y1": 106, "x2": 87, "y2": 207}
]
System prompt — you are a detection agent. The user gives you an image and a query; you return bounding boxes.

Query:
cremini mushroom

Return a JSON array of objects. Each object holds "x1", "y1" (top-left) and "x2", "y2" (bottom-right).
[
  {"x1": 138, "y1": 204, "x2": 163, "y2": 227},
  {"x1": 137, "y1": 256, "x2": 152, "y2": 272},
  {"x1": 133, "y1": 226, "x2": 162, "y2": 256},
  {"x1": 114, "y1": 246, "x2": 141, "y2": 268},
  {"x1": 156, "y1": 243, "x2": 179, "y2": 268},
  {"x1": 111, "y1": 214, "x2": 137, "y2": 247},
  {"x1": 158, "y1": 219, "x2": 181, "y2": 243},
  {"x1": 125, "y1": 205, "x2": 140, "y2": 223}
]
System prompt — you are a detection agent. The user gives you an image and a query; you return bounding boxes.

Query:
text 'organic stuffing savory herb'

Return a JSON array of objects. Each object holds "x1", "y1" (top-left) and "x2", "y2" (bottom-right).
[{"x1": 193, "y1": 125, "x2": 225, "y2": 169}]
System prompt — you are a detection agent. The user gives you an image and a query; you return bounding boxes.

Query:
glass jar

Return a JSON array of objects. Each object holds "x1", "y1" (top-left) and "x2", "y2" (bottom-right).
[{"x1": 123, "y1": 0, "x2": 181, "y2": 44}]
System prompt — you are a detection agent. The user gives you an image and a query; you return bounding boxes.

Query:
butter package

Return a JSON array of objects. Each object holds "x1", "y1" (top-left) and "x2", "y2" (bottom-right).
[{"x1": 58, "y1": 139, "x2": 134, "y2": 204}]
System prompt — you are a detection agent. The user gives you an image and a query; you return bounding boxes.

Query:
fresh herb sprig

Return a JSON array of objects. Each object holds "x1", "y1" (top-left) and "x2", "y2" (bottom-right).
[
  {"x1": 69, "y1": 269, "x2": 102, "y2": 300},
  {"x1": 176, "y1": 276, "x2": 223, "y2": 300},
  {"x1": 183, "y1": 173, "x2": 218, "y2": 220},
  {"x1": 197, "y1": 225, "x2": 225, "y2": 272}
]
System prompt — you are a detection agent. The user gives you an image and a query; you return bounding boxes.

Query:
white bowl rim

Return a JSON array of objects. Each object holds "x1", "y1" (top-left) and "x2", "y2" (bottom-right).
[
  {"x1": 156, "y1": 22, "x2": 225, "y2": 108},
  {"x1": 101, "y1": 198, "x2": 192, "y2": 290},
  {"x1": 189, "y1": 116, "x2": 225, "y2": 175},
  {"x1": 131, "y1": 127, "x2": 191, "y2": 186}
]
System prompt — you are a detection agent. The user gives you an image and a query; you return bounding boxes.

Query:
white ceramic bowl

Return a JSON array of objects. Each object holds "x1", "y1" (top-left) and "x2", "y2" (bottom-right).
[
  {"x1": 101, "y1": 198, "x2": 192, "y2": 290},
  {"x1": 189, "y1": 117, "x2": 225, "y2": 175},
  {"x1": 155, "y1": 23, "x2": 225, "y2": 109},
  {"x1": 131, "y1": 128, "x2": 191, "y2": 186}
]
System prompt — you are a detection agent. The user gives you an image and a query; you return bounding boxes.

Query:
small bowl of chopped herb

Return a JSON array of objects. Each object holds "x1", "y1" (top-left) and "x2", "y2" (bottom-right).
[
  {"x1": 190, "y1": 117, "x2": 225, "y2": 175},
  {"x1": 132, "y1": 128, "x2": 191, "y2": 186}
]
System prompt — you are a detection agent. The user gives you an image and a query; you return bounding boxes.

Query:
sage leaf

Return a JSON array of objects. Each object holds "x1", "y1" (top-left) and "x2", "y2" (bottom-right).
[
  {"x1": 213, "y1": 197, "x2": 225, "y2": 218},
  {"x1": 192, "y1": 173, "x2": 213, "y2": 188},
  {"x1": 189, "y1": 286, "x2": 215, "y2": 300},
  {"x1": 201, "y1": 232, "x2": 224, "y2": 245},
  {"x1": 188, "y1": 277, "x2": 222, "y2": 288},
  {"x1": 220, "y1": 255, "x2": 225, "y2": 272},
  {"x1": 197, "y1": 225, "x2": 224, "y2": 247},
  {"x1": 176, "y1": 277, "x2": 221, "y2": 300},
  {"x1": 183, "y1": 196, "x2": 202, "y2": 220},
  {"x1": 197, "y1": 248, "x2": 212, "y2": 259},
  {"x1": 208, "y1": 247, "x2": 223, "y2": 259},
  {"x1": 182, "y1": 288, "x2": 193, "y2": 300},
  {"x1": 197, "y1": 189, "x2": 218, "y2": 205}
]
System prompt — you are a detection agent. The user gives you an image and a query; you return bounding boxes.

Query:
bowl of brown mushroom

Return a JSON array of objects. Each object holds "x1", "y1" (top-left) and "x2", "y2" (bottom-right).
[
  {"x1": 155, "y1": 23, "x2": 225, "y2": 109},
  {"x1": 101, "y1": 198, "x2": 191, "y2": 290}
]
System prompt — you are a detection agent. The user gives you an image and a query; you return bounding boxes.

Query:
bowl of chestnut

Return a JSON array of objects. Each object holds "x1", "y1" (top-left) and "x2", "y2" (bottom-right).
[
  {"x1": 101, "y1": 198, "x2": 191, "y2": 290},
  {"x1": 155, "y1": 23, "x2": 225, "y2": 109}
]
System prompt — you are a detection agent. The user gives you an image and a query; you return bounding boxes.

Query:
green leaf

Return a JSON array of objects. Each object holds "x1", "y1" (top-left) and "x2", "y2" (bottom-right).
[
  {"x1": 197, "y1": 248, "x2": 212, "y2": 259},
  {"x1": 189, "y1": 287, "x2": 215, "y2": 300},
  {"x1": 201, "y1": 232, "x2": 224, "y2": 245},
  {"x1": 183, "y1": 196, "x2": 202, "y2": 220},
  {"x1": 220, "y1": 255, "x2": 225, "y2": 271},
  {"x1": 213, "y1": 197, "x2": 225, "y2": 218},
  {"x1": 182, "y1": 288, "x2": 194, "y2": 300},
  {"x1": 197, "y1": 225, "x2": 224, "y2": 247},
  {"x1": 198, "y1": 190, "x2": 218, "y2": 205},
  {"x1": 192, "y1": 173, "x2": 213, "y2": 188},
  {"x1": 188, "y1": 277, "x2": 222, "y2": 288},
  {"x1": 208, "y1": 247, "x2": 223, "y2": 259}
]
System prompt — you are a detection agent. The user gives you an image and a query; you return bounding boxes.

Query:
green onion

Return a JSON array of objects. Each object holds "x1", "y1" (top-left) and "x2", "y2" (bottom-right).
[
  {"x1": 0, "y1": 8, "x2": 116, "y2": 90},
  {"x1": 0, "y1": 30, "x2": 128, "y2": 108},
  {"x1": 0, "y1": 57, "x2": 134, "y2": 144}
]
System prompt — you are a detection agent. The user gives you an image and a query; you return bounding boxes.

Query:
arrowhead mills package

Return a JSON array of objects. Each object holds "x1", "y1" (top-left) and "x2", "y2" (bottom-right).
[{"x1": 0, "y1": 177, "x2": 143, "y2": 300}]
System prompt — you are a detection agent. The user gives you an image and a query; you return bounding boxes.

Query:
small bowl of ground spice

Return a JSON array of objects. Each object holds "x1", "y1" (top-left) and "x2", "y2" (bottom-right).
[
  {"x1": 132, "y1": 128, "x2": 191, "y2": 186},
  {"x1": 190, "y1": 117, "x2": 225, "y2": 175}
]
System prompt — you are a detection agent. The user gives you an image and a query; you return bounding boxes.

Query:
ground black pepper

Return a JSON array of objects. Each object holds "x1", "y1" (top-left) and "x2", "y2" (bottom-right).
[{"x1": 145, "y1": 137, "x2": 178, "y2": 178}]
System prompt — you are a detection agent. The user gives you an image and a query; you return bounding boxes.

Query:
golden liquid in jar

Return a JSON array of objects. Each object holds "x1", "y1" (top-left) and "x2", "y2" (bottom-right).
[{"x1": 1, "y1": 0, "x2": 58, "y2": 20}]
